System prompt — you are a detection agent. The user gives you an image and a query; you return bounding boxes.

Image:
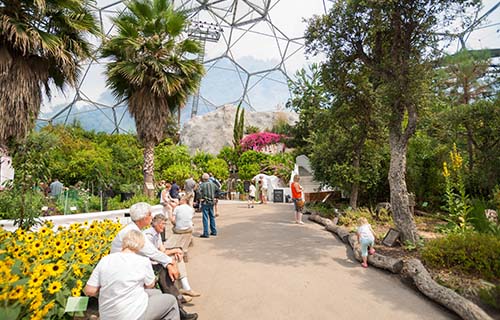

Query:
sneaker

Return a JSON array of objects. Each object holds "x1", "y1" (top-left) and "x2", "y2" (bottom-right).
[
  {"x1": 199, "y1": 234, "x2": 209, "y2": 238},
  {"x1": 181, "y1": 295, "x2": 193, "y2": 303},
  {"x1": 210, "y1": 232, "x2": 217, "y2": 236},
  {"x1": 361, "y1": 262, "x2": 368, "y2": 268},
  {"x1": 180, "y1": 289, "x2": 201, "y2": 297},
  {"x1": 298, "y1": 221, "x2": 304, "y2": 225},
  {"x1": 369, "y1": 248, "x2": 376, "y2": 255}
]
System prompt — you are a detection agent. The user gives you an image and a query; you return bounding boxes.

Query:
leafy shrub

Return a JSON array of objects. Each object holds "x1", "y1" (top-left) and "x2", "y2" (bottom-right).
[
  {"x1": 262, "y1": 153, "x2": 294, "y2": 183},
  {"x1": 237, "y1": 150, "x2": 267, "y2": 169},
  {"x1": 0, "y1": 190, "x2": 45, "y2": 222},
  {"x1": 238, "y1": 163, "x2": 261, "y2": 181},
  {"x1": 118, "y1": 193, "x2": 158, "y2": 210},
  {"x1": 217, "y1": 146, "x2": 239, "y2": 167},
  {"x1": 205, "y1": 158, "x2": 229, "y2": 181},
  {"x1": 160, "y1": 163, "x2": 197, "y2": 187},
  {"x1": 338, "y1": 208, "x2": 374, "y2": 228},
  {"x1": 245, "y1": 125, "x2": 260, "y2": 134},
  {"x1": 421, "y1": 232, "x2": 500, "y2": 281},
  {"x1": 479, "y1": 283, "x2": 500, "y2": 311}
]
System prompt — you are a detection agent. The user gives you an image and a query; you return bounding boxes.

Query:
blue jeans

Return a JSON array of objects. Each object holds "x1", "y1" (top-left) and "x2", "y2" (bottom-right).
[{"x1": 201, "y1": 203, "x2": 217, "y2": 236}]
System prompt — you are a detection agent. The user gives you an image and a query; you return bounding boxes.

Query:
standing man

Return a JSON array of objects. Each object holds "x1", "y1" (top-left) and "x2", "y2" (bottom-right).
[
  {"x1": 183, "y1": 175, "x2": 196, "y2": 207},
  {"x1": 199, "y1": 173, "x2": 217, "y2": 238},
  {"x1": 208, "y1": 173, "x2": 221, "y2": 217},
  {"x1": 49, "y1": 178, "x2": 64, "y2": 198}
]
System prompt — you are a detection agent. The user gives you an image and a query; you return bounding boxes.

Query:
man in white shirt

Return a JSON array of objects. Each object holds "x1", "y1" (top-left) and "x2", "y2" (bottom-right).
[
  {"x1": 85, "y1": 229, "x2": 179, "y2": 320},
  {"x1": 111, "y1": 202, "x2": 198, "y2": 320},
  {"x1": 144, "y1": 214, "x2": 200, "y2": 299}
]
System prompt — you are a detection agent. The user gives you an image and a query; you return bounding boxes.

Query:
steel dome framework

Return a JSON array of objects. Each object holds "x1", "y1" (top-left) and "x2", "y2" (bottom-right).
[{"x1": 37, "y1": 0, "x2": 500, "y2": 133}]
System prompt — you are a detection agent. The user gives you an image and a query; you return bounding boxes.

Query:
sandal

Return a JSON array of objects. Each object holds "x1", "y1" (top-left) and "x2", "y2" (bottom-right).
[
  {"x1": 369, "y1": 248, "x2": 376, "y2": 255},
  {"x1": 361, "y1": 262, "x2": 368, "y2": 268}
]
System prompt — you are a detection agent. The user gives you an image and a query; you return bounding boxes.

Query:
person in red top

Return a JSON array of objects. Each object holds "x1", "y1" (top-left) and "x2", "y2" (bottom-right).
[{"x1": 291, "y1": 175, "x2": 304, "y2": 224}]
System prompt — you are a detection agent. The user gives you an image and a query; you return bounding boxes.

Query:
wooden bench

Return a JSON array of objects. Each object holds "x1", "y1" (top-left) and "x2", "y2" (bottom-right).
[{"x1": 165, "y1": 232, "x2": 193, "y2": 262}]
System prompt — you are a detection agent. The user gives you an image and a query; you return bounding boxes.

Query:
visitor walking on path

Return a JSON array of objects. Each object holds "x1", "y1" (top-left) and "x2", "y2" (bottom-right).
[
  {"x1": 247, "y1": 181, "x2": 256, "y2": 208},
  {"x1": 199, "y1": 173, "x2": 217, "y2": 238},
  {"x1": 356, "y1": 217, "x2": 376, "y2": 268},
  {"x1": 290, "y1": 175, "x2": 304, "y2": 224}
]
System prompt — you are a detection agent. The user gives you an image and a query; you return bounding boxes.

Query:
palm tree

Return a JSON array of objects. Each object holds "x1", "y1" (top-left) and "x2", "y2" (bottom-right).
[
  {"x1": 0, "y1": 0, "x2": 99, "y2": 157},
  {"x1": 102, "y1": 0, "x2": 204, "y2": 196}
]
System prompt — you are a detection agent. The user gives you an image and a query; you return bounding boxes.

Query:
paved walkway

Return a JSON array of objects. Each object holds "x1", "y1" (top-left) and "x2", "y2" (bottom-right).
[{"x1": 182, "y1": 201, "x2": 456, "y2": 319}]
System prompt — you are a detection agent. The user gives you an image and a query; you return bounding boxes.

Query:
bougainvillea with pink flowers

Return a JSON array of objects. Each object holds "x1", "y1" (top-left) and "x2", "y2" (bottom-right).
[{"x1": 240, "y1": 132, "x2": 285, "y2": 151}]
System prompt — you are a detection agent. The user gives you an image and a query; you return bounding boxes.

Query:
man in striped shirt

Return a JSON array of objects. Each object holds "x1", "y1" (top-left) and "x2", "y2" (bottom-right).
[{"x1": 199, "y1": 173, "x2": 218, "y2": 238}]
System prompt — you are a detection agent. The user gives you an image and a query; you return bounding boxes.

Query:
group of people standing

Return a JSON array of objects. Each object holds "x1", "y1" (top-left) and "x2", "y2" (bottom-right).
[
  {"x1": 158, "y1": 173, "x2": 221, "y2": 239},
  {"x1": 244, "y1": 176, "x2": 268, "y2": 208}
]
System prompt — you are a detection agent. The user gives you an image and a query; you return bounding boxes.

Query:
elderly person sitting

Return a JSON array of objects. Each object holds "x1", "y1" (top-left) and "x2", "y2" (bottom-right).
[
  {"x1": 84, "y1": 230, "x2": 179, "y2": 320},
  {"x1": 144, "y1": 214, "x2": 200, "y2": 299},
  {"x1": 110, "y1": 202, "x2": 198, "y2": 320},
  {"x1": 171, "y1": 196, "x2": 195, "y2": 234}
]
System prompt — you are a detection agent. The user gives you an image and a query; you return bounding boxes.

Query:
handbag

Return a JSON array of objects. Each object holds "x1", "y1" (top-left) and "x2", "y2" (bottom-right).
[{"x1": 296, "y1": 199, "x2": 305, "y2": 209}]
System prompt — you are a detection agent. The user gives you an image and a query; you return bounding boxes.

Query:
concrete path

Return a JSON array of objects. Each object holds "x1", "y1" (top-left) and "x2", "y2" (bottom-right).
[{"x1": 181, "y1": 201, "x2": 456, "y2": 319}]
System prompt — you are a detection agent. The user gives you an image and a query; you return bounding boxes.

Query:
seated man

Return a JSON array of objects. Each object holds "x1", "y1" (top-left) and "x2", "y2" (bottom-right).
[
  {"x1": 144, "y1": 214, "x2": 200, "y2": 298},
  {"x1": 84, "y1": 229, "x2": 179, "y2": 320},
  {"x1": 111, "y1": 202, "x2": 198, "y2": 320},
  {"x1": 170, "y1": 196, "x2": 195, "y2": 234}
]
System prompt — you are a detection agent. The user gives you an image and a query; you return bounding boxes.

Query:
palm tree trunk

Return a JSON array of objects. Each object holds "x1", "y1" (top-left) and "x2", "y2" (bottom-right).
[{"x1": 143, "y1": 141, "x2": 155, "y2": 197}]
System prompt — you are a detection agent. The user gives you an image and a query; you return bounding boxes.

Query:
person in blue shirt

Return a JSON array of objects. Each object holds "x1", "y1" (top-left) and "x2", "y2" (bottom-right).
[{"x1": 170, "y1": 181, "x2": 180, "y2": 200}]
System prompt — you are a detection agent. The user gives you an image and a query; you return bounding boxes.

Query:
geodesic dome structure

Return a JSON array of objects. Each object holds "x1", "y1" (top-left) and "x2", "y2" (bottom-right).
[{"x1": 37, "y1": 0, "x2": 500, "y2": 133}]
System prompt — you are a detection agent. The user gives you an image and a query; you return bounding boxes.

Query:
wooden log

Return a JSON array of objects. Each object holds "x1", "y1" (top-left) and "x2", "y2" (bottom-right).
[
  {"x1": 347, "y1": 234, "x2": 403, "y2": 273},
  {"x1": 326, "y1": 224, "x2": 350, "y2": 243},
  {"x1": 403, "y1": 259, "x2": 493, "y2": 320}
]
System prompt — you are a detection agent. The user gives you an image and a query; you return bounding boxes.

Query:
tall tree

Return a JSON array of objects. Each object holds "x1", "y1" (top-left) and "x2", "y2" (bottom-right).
[
  {"x1": 287, "y1": 64, "x2": 329, "y2": 156},
  {"x1": 0, "y1": 0, "x2": 99, "y2": 157},
  {"x1": 437, "y1": 49, "x2": 495, "y2": 171},
  {"x1": 233, "y1": 103, "x2": 245, "y2": 151},
  {"x1": 306, "y1": 0, "x2": 480, "y2": 243},
  {"x1": 288, "y1": 64, "x2": 386, "y2": 208},
  {"x1": 102, "y1": 0, "x2": 204, "y2": 196}
]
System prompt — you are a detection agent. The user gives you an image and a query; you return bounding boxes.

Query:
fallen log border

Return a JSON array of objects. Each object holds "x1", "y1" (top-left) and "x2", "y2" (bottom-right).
[{"x1": 308, "y1": 212, "x2": 492, "y2": 320}]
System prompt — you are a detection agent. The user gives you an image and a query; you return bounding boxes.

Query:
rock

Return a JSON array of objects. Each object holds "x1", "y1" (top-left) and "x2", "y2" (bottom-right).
[
  {"x1": 375, "y1": 202, "x2": 391, "y2": 214},
  {"x1": 180, "y1": 105, "x2": 299, "y2": 155},
  {"x1": 484, "y1": 209, "x2": 498, "y2": 224}
]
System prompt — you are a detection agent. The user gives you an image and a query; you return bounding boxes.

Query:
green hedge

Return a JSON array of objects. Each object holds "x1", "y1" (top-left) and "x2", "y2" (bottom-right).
[{"x1": 421, "y1": 232, "x2": 500, "y2": 281}]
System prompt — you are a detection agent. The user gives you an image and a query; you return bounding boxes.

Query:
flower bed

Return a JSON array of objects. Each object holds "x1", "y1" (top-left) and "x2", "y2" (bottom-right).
[{"x1": 0, "y1": 219, "x2": 122, "y2": 319}]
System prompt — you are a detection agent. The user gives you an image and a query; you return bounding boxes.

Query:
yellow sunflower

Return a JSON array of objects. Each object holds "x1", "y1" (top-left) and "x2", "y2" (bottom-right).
[
  {"x1": 8, "y1": 286, "x2": 24, "y2": 300},
  {"x1": 47, "y1": 281, "x2": 62, "y2": 294}
]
